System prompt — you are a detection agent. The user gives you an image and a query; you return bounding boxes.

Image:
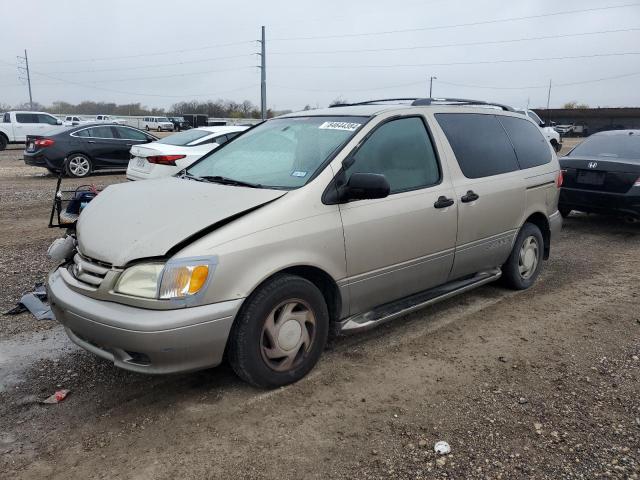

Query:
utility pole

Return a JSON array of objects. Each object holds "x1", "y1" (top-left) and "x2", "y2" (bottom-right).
[
  {"x1": 429, "y1": 76, "x2": 437, "y2": 98},
  {"x1": 259, "y1": 26, "x2": 267, "y2": 121},
  {"x1": 17, "y1": 49, "x2": 34, "y2": 110},
  {"x1": 546, "y1": 79, "x2": 552, "y2": 125}
]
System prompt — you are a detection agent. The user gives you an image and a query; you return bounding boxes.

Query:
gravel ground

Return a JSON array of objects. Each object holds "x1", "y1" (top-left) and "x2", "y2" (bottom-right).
[{"x1": 1, "y1": 139, "x2": 639, "y2": 479}]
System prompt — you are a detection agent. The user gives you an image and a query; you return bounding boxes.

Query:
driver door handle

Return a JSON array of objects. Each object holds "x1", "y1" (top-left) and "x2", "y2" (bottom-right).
[
  {"x1": 434, "y1": 196, "x2": 455, "y2": 209},
  {"x1": 461, "y1": 190, "x2": 479, "y2": 203},
  {"x1": 87, "y1": 140, "x2": 96, "y2": 144}
]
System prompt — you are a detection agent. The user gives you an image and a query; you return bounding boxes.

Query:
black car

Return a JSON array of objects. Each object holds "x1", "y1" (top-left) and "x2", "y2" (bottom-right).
[
  {"x1": 24, "y1": 123, "x2": 158, "y2": 178},
  {"x1": 167, "y1": 116, "x2": 192, "y2": 132},
  {"x1": 559, "y1": 130, "x2": 640, "y2": 221}
]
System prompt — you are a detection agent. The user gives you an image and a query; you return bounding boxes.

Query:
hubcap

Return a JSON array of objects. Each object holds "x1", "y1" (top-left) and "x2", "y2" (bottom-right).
[
  {"x1": 518, "y1": 235, "x2": 539, "y2": 279},
  {"x1": 68, "y1": 156, "x2": 90, "y2": 176},
  {"x1": 260, "y1": 300, "x2": 316, "y2": 372}
]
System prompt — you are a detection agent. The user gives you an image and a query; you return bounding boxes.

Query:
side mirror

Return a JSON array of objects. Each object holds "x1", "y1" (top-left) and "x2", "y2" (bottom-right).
[
  {"x1": 342, "y1": 172, "x2": 390, "y2": 201},
  {"x1": 57, "y1": 120, "x2": 62, "y2": 125}
]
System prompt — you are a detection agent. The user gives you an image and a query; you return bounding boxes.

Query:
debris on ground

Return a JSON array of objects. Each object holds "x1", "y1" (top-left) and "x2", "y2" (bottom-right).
[
  {"x1": 434, "y1": 441, "x2": 451, "y2": 455},
  {"x1": 42, "y1": 389, "x2": 70, "y2": 404},
  {"x1": 2, "y1": 283, "x2": 55, "y2": 320}
]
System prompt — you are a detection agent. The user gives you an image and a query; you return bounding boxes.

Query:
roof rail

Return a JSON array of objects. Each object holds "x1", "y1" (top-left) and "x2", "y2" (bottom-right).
[
  {"x1": 411, "y1": 97, "x2": 514, "y2": 111},
  {"x1": 329, "y1": 98, "x2": 419, "y2": 107},
  {"x1": 329, "y1": 97, "x2": 513, "y2": 111}
]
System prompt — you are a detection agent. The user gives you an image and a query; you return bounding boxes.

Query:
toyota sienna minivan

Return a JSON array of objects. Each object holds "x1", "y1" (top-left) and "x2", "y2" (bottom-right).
[{"x1": 47, "y1": 98, "x2": 563, "y2": 388}]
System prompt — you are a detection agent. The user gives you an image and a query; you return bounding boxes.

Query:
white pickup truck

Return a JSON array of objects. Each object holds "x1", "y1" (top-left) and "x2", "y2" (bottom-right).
[
  {"x1": 0, "y1": 111, "x2": 62, "y2": 150},
  {"x1": 95, "y1": 114, "x2": 124, "y2": 124}
]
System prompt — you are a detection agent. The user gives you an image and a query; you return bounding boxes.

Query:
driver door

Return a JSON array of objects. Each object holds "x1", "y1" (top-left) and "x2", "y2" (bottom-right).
[{"x1": 337, "y1": 116, "x2": 458, "y2": 316}]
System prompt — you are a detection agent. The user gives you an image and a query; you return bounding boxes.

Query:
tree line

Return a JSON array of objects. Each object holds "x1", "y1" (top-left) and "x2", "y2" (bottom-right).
[{"x1": 0, "y1": 99, "x2": 279, "y2": 118}]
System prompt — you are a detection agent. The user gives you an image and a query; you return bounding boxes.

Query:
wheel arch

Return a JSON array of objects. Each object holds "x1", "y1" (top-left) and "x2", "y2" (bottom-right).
[
  {"x1": 240, "y1": 265, "x2": 343, "y2": 328},
  {"x1": 523, "y1": 211, "x2": 550, "y2": 259}
]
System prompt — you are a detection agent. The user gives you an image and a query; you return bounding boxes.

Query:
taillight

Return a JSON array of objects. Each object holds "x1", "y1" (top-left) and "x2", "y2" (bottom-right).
[
  {"x1": 634, "y1": 176, "x2": 640, "y2": 187},
  {"x1": 35, "y1": 138, "x2": 55, "y2": 148},
  {"x1": 556, "y1": 170, "x2": 564, "y2": 188},
  {"x1": 146, "y1": 154, "x2": 186, "y2": 166}
]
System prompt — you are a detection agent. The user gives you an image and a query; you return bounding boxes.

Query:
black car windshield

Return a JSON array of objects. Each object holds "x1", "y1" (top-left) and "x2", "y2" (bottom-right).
[
  {"x1": 157, "y1": 129, "x2": 212, "y2": 146},
  {"x1": 186, "y1": 116, "x2": 367, "y2": 189},
  {"x1": 569, "y1": 133, "x2": 640, "y2": 160}
]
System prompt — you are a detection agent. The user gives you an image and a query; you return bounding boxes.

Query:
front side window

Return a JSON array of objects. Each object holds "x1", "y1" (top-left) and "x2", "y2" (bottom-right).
[
  {"x1": 569, "y1": 134, "x2": 640, "y2": 160},
  {"x1": 346, "y1": 116, "x2": 440, "y2": 193},
  {"x1": 188, "y1": 116, "x2": 367, "y2": 189},
  {"x1": 115, "y1": 126, "x2": 148, "y2": 141},
  {"x1": 436, "y1": 113, "x2": 519, "y2": 178},
  {"x1": 37, "y1": 114, "x2": 58, "y2": 125},
  {"x1": 499, "y1": 116, "x2": 552, "y2": 169}
]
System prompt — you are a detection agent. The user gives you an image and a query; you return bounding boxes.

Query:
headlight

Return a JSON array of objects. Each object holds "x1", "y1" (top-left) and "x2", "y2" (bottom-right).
[{"x1": 114, "y1": 260, "x2": 212, "y2": 300}]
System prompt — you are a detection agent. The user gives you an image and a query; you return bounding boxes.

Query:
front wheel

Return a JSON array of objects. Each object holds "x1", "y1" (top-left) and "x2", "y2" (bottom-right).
[
  {"x1": 228, "y1": 274, "x2": 329, "y2": 388},
  {"x1": 66, "y1": 154, "x2": 92, "y2": 178},
  {"x1": 502, "y1": 223, "x2": 544, "y2": 290}
]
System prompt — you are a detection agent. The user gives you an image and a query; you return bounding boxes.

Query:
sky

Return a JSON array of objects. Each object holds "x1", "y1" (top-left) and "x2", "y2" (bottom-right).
[{"x1": 1, "y1": 0, "x2": 640, "y2": 112}]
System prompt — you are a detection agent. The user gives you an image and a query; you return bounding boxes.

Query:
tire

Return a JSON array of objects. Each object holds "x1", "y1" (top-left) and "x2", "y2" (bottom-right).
[
  {"x1": 0, "y1": 134, "x2": 7, "y2": 151},
  {"x1": 551, "y1": 140, "x2": 561, "y2": 153},
  {"x1": 157, "y1": 126, "x2": 162, "y2": 132},
  {"x1": 145, "y1": 125, "x2": 149, "y2": 131},
  {"x1": 502, "y1": 222, "x2": 544, "y2": 290},
  {"x1": 66, "y1": 154, "x2": 92, "y2": 178},
  {"x1": 559, "y1": 206, "x2": 572, "y2": 218},
  {"x1": 228, "y1": 274, "x2": 329, "y2": 388}
]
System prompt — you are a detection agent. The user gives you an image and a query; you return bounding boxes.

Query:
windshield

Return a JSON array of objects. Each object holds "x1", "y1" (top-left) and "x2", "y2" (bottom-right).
[
  {"x1": 187, "y1": 116, "x2": 367, "y2": 189},
  {"x1": 157, "y1": 117, "x2": 170, "y2": 122},
  {"x1": 157, "y1": 129, "x2": 212, "y2": 146},
  {"x1": 569, "y1": 133, "x2": 640, "y2": 160}
]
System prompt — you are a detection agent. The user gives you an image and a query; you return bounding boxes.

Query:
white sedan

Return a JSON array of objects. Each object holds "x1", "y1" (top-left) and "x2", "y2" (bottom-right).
[{"x1": 126, "y1": 126, "x2": 249, "y2": 181}]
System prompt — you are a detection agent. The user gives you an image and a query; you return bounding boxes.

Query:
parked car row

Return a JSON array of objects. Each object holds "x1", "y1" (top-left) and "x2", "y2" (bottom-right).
[
  {"x1": 46, "y1": 98, "x2": 564, "y2": 387},
  {"x1": 22, "y1": 122, "x2": 249, "y2": 178}
]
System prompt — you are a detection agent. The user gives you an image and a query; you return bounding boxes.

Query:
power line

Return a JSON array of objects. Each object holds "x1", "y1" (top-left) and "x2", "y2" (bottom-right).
[
  {"x1": 270, "y1": 51, "x2": 640, "y2": 70},
  {"x1": 34, "y1": 39, "x2": 256, "y2": 65},
  {"x1": 42, "y1": 53, "x2": 255, "y2": 75},
  {"x1": 30, "y1": 65, "x2": 255, "y2": 84},
  {"x1": 270, "y1": 3, "x2": 640, "y2": 41},
  {"x1": 270, "y1": 27, "x2": 640, "y2": 55}
]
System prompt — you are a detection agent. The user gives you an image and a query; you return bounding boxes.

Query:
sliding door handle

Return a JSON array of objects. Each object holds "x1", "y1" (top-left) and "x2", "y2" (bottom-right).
[
  {"x1": 461, "y1": 190, "x2": 479, "y2": 203},
  {"x1": 434, "y1": 196, "x2": 454, "y2": 209}
]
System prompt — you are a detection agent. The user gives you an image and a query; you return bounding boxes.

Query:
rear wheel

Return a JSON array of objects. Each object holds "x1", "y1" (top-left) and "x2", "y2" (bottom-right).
[
  {"x1": 502, "y1": 223, "x2": 544, "y2": 290},
  {"x1": 0, "y1": 134, "x2": 7, "y2": 151},
  {"x1": 66, "y1": 154, "x2": 92, "y2": 178},
  {"x1": 228, "y1": 274, "x2": 329, "y2": 388}
]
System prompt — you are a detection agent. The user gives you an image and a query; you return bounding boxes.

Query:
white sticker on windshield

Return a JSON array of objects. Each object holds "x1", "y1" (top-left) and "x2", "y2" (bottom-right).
[
  {"x1": 319, "y1": 121, "x2": 361, "y2": 131},
  {"x1": 291, "y1": 170, "x2": 308, "y2": 177}
]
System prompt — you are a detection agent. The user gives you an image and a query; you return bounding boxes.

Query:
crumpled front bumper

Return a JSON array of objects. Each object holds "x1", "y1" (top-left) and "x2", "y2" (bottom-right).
[{"x1": 48, "y1": 267, "x2": 243, "y2": 374}]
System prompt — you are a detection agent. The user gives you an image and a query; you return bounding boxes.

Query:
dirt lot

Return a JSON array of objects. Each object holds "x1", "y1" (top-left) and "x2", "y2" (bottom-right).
[{"x1": 1, "y1": 140, "x2": 639, "y2": 479}]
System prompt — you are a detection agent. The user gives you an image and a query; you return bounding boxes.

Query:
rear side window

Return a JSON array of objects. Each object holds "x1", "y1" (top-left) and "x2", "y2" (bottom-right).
[
  {"x1": 16, "y1": 113, "x2": 37, "y2": 123},
  {"x1": 214, "y1": 135, "x2": 228, "y2": 145},
  {"x1": 436, "y1": 113, "x2": 519, "y2": 178},
  {"x1": 347, "y1": 116, "x2": 440, "y2": 194},
  {"x1": 3, "y1": 113, "x2": 9, "y2": 123},
  {"x1": 498, "y1": 116, "x2": 551, "y2": 169}
]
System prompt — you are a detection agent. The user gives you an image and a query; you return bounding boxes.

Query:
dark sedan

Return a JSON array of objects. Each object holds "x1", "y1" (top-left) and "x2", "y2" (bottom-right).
[
  {"x1": 559, "y1": 130, "x2": 640, "y2": 221},
  {"x1": 167, "y1": 117, "x2": 192, "y2": 132},
  {"x1": 24, "y1": 123, "x2": 158, "y2": 178}
]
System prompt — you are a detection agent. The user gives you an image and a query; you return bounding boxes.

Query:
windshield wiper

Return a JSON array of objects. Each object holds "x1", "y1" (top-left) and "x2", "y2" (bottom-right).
[{"x1": 199, "y1": 175, "x2": 262, "y2": 188}]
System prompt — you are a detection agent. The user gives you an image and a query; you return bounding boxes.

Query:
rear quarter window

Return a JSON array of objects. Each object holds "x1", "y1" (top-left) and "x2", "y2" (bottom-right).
[
  {"x1": 498, "y1": 116, "x2": 552, "y2": 169},
  {"x1": 436, "y1": 113, "x2": 519, "y2": 178}
]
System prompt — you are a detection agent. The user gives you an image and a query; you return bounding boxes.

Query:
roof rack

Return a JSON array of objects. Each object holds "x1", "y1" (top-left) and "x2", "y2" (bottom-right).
[{"x1": 330, "y1": 97, "x2": 514, "y2": 112}]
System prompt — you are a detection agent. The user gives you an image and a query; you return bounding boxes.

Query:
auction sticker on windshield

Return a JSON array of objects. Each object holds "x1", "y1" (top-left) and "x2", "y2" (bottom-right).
[{"x1": 318, "y1": 121, "x2": 361, "y2": 131}]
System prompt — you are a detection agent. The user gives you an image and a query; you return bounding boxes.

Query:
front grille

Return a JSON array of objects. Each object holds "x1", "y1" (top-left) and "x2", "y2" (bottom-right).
[{"x1": 69, "y1": 253, "x2": 111, "y2": 287}]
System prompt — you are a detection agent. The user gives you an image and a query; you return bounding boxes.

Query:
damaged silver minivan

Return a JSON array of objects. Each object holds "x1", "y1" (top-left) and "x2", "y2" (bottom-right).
[{"x1": 47, "y1": 98, "x2": 562, "y2": 387}]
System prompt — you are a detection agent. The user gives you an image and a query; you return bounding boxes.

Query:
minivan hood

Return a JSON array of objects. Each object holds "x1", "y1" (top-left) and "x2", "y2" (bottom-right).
[{"x1": 77, "y1": 177, "x2": 286, "y2": 266}]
